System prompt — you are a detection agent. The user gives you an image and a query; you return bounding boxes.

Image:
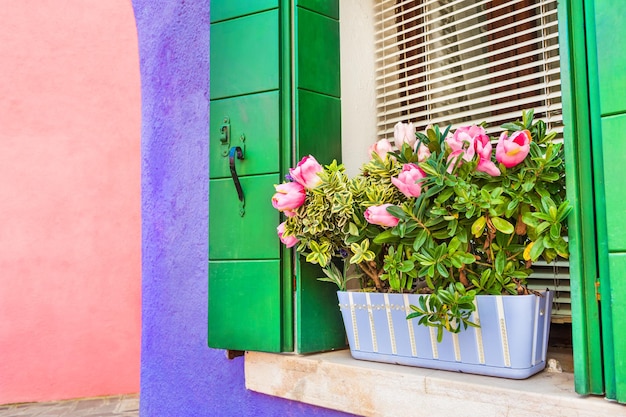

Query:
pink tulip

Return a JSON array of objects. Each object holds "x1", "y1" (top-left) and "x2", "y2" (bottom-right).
[
  {"x1": 364, "y1": 204, "x2": 400, "y2": 227},
  {"x1": 290, "y1": 155, "x2": 323, "y2": 189},
  {"x1": 277, "y1": 222, "x2": 299, "y2": 248},
  {"x1": 368, "y1": 139, "x2": 395, "y2": 161},
  {"x1": 272, "y1": 181, "x2": 306, "y2": 213},
  {"x1": 496, "y1": 130, "x2": 531, "y2": 168},
  {"x1": 474, "y1": 135, "x2": 501, "y2": 176},
  {"x1": 446, "y1": 125, "x2": 486, "y2": 163},
  {"x1": 394, "y1": 121, "x2": 416, "y2": 148},
  {"x1": 391, "y1": 163, "x2": 426, "y2": 198},
  {"x1": 415, "y1": 143, "x2": 431, "y2": 162}
]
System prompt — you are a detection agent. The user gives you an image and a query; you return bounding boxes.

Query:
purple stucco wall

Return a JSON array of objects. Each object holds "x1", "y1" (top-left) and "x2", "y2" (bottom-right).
[{"x1": 133, "y1": 1, "x2": 354, "y2": 416}]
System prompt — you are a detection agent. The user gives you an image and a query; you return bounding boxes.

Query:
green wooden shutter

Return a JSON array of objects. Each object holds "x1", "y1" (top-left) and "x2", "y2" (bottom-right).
[
  {"x1": 560, "y1": 0, "x2": 626, "y2": 403},
  {"x1": 208, "y1": 0, "x2": 346, "y2": 354},
  {"x1": 593, "y1": 0, "x2": 626, "y2": 403}
]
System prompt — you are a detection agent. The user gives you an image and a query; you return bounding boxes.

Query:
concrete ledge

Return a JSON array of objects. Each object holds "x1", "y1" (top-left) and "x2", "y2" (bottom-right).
[{"x1": 245, "y1": 349, "x2": 623, "y2": 417}]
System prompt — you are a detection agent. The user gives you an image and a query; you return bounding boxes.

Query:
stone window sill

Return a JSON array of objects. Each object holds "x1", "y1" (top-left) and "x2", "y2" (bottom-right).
[{"x1": 245, "y1": 349, "x2": 622, "y2": 417}]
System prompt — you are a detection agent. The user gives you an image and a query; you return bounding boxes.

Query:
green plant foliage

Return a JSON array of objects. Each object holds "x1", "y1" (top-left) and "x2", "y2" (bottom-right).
[{"x1": 276, "y1": 110, "x2": 570, "y2": 339}]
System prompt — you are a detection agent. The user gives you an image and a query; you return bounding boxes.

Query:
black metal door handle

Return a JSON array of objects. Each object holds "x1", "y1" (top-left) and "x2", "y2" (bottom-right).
[{"x1": 229, "y1": 146, "x2": 245, "y2": 216}]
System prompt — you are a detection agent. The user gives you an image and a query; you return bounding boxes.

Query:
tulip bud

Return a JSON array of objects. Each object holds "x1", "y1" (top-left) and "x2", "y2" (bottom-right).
[
  {"x1": 290, "y1": 155, "x2": 323, "y2": 189},
  {"x1": 364, "y1": 204, "x2": 400, "y2": 227},
  {"x1": 272, "y1": 181, "x2": 306, "y2": 213},
  {"x1": 391, "y1": 163, "x2": 426, "y2": 198}
]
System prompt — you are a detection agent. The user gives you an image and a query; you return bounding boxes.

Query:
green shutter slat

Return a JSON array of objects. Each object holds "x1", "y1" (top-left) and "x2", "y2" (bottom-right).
[
  {"x1": 209, "y1": 260, "x2": 283, "y2": 352},
  {"x1": 209, "y1": 92, "x2": 280, "y2": 179},
  {"x1": 210, "y1": 10, "x2": 280, "y2": 100},
  {"x1": 295, "y1": 7, "x2": 340, "y2": 97}
]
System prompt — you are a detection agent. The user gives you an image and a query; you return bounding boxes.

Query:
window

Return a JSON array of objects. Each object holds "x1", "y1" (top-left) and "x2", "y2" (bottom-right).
[
  {"x1": 375, "y1": 0, "x2": 562, "y2": 137},
  {"x1": 373, "y1": 0, "x2": 570, "y2": 322}
]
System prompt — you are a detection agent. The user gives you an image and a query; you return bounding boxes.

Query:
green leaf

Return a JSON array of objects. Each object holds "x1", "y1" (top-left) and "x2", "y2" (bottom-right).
[
  {"x1": 399, "y1": 260, "x2": 415, "y2": 273},
  {"x1": 386, "y1": 205, "x2": 408, "y2": 220},
  {"x1": 549, "y1": 205, "x2": 558, "y2": 221},
  {"x1": 529, "y1": 236, "x2": 545, "y2": 261},
  {"x1": 471, "y1": 216, "x2": 487, "y2": 237},
  {"x1": 495, "y1": 250, "x2": 506, "y2": 274},
  {"x1": 413, "y1": 228, "x2": 428, "y2": 251},
  {"x1": 501, "y1": 122, "x2": 522, "y2": 131},
  {"x1": 491, "y1": 217, "x2": 514, "y2": 234},
  {"x1": 348, "y1": 222, "x2": 359, "y2": 236},
  {"x1": 536, "y1": 221, "x2": 551, "y2": 234},
  {"x1": 557, "y1": 201, "x2": 572, "y2": 221},
  {"x1": 522, "y1": 211, "x2": 540, "y2": 227},
  {"x1": 456, "y1": 253, "x2": 476, "y2": 264},
  {"x1": 436, "y1": 263, "x2": 449, "y2": 277},
  {"x1": 420, "y1": 163, "x2": 439, "y2": 176},
  {"x1": 373, "y1": 229, "x2": 399, "y2": 244},
  {"x1": 506, "y1": 199, "x2": 519, "y2": 217},
  {"x1": 448, "y1": 236, "x2": 461, "y2": 254},
  {"x1": 435, "y1": 188, "x2": 455, "y2": 204}
]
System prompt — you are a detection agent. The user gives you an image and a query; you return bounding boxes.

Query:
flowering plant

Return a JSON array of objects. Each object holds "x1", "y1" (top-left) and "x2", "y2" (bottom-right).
[{"x1": 272, "y1": 110, "x2": 570, "y2": 338}]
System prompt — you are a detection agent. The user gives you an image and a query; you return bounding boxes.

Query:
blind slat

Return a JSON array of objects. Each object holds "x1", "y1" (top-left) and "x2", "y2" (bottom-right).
[
  {"x1": 376, "y1": 29, "x2": 558, "y2": 83},
  {"x1": 376, "y1": 0, "x2": 544, "y2": 48},
  {"x1": 376, "y1": 54, "x2": 561, "y2": 101},
  {"x1": 375, "y1": 4, "x2": 557, "y2": 61}
]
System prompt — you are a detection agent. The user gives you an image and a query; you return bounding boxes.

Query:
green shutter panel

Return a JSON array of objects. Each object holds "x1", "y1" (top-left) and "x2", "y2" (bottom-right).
[
  {"x1": 560, "y1": 0, "x2": 626, "y2": 403},
  {"x1": 559, "y1": 0, "x2": 605, "y2": 398},
  {"x1": 208, "y1": 5, "x2": 287, "y2": 353},
  {"x1": 208, "y1": 0, "x2": 345, "y2": 354},
  {"x1": 293, "y1": 0, "x2": 345, "y2": 353},
  {"x1": 594, "y1": 0, "x2": 626, "y2": 403}
]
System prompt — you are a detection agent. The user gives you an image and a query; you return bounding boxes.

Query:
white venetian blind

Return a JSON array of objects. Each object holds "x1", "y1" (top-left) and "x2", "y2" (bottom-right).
[
  {"x1": 375, "y1": 0, "x2": 562, "y2": 138},
  {"x1": 374, "y1": 0, "x2": 570, "y2": 322}
]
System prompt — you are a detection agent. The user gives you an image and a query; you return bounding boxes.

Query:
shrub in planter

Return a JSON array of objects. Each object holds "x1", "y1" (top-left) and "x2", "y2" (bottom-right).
[{"x1": 272, "y1": 110, "x2": 570, "y2": 377}]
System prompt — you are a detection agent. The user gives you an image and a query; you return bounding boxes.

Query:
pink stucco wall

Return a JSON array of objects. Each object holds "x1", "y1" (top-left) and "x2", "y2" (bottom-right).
[{"x1": 0, "y1": 1, "x2": 141, "y2": 403}]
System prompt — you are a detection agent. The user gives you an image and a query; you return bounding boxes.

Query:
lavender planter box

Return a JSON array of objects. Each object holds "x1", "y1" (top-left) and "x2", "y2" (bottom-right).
[{"x1": 337, "y1": 290, "x2": 553, "y2": 379}]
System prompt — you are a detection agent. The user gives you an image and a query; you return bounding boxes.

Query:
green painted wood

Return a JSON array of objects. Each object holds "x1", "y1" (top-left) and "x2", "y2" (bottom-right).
[
  {"x1": 608, "y1": 253, "x2": 626, "y2": 403},
  {"x1": 601, "y1": 114, "x2": 626, "y2": 251},
  {"x1": 594, "y1": 0, "x2": 626, "y2": 116},
  {"x1": 296, "y1": 90, "x2": 342, "y2": 163},
  {"x1": 595, "y1": 1, "x2": 626, "y2": 403},
  {"x1": 209, "y1": 0, "x2": 344, "y2": 355},
  {"x1": 279, "y1": 0, "x2": 294, "y2": 353},
  {"x1": 295, "y1": 7, "x2": 340, "y2": 97},
  {"x1": 296, "y1": 0, "x2": 339, "y2": 20},
  {"x1": 292, "y1": 1, "x2": 344, "y2": 354},
  {"x1": 208, "y1": 260, "x2": 283, "y2": 352},
  {"x1": 211, "y1": 0, "x2": 278, "y2": 23},
  {"x1": 209, "y1": 92, "x2": 280, "y2": 179},
  {"x1": 210, "y1": 10, "x2": 279, "y2": 100},
  {"x1": 295, "y1": 261, "x2": 347, "y2": 353},
  {"x1": 209, "y1": 3, "x2": 288, "y2": 353},
  {"x1": 558, "y1": 0, "x2": 605, "y2": 396},
  {"x1": 583, "y1": 0, "x2": 617, "y2": 400},
  {"x1": 209, "y1": 174, "x2": 281, "y2": 260}
]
